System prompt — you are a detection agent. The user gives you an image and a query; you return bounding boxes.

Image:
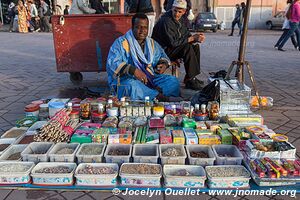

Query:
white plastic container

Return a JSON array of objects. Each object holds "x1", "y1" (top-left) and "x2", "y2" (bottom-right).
[
  {"x1": 120, "y1": 163, "x2": 162, "y2": 187},
  {"x1": 0, "y1": 161, "x2": 35, "y2": 184},
  {"x1": 133, "y1": 144, "x2": 159, "y2": 163},
  {"x1": 49, "y1": 143, "x2": 80, "y2": 162},
  {"x1": 0, "y1": 138, "x2": 17, "y2": 155},
  {"x1": 21, "y1": 142, "x2": 54, "y2": 163},
  {"x1": 104, "y1": 144, "x2": 132, "y2": 165},
  {"x1": 25, "y1": 121, "x2": 47, "y2": 135},
  {"x1": 186, "y1": 145, "x2": 215, "y2": 167},
  {"x1": 159, "y1": 144, "x2": 187, "y2": 165},
  {"x1": 0, "y1": 144, "x2": 28, "y2": 161},
  {"x1": 212, "y1": 145, "x2": 243, "y2": 165},
  {"x1": 1, "y1": 127, "x2": 27, "y2": 139},
  {"x1": 31, "y1": 162, "x2": 76, "y2": 186},
  {"x1": 75, "y1": 163, "x2": 118, "y2": 187},
  {"x1": 48, "y1": 102, "x2": 65, "y2": 118},
  {"x1": 76, "y1": 143, "x2": 106, "y2": 163},
  {"x1": 163, "y1": 165, "x2": 206, "y2": 188},
  {"x1": 206, "y1": 165, "x2": 251, "y2": 188}
]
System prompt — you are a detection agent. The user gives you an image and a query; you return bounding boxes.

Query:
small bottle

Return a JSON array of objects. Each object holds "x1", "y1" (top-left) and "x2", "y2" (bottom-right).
[
  {"x1": 107, "y1": 99, "x2": 113, "y2": 109},
  {"x1": 67, "y1": 102, "x2": 73, "y2": 111},
  {"x1": 201, "y1": 104, "x2": 207, "y2": 114},
  {"x1": 120, "y1": 97, "x2": 126, "y2": 107},
  {"x1": 194, "y1": 104, "x2": 200, "y2": 113},
  {"x1": 171, "y1": 104, "x2": 177, "y2": 114},
  {"x1": 145, "y1": 96, "x2": 150, "y2": 106},
  {"x1": 98, "y1": 103, "x2": 104, "y2": 114}
]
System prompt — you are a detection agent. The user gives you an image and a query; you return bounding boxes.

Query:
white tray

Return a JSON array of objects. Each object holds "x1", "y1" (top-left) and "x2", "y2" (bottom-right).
[
  {"x1": 31, "y1": 162, "x2": 76, "y2": 186},
  {"x1": 0, "y1": 161, "x2": 35, "y2": 184},
  {"x1": 75, "y1": 163, "x2": 118, "y2": 187}
]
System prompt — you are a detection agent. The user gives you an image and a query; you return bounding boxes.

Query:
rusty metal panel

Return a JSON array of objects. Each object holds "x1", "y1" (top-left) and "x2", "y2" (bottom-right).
[{"x1": 52, "y1": 14, "x2": 132, "y2": 72}]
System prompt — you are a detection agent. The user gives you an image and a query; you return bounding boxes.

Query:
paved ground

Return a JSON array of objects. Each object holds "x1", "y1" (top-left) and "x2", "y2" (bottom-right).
[{"x1": 0, "y1": 28, "x2": 299, "y2": 199}]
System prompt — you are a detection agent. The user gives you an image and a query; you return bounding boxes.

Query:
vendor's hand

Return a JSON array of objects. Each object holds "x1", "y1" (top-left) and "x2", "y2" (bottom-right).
[
  {"x1": 134, "y1": 69, "x2": 148, "y2": 84},
  {"x1": 155, "y1": 63, "x2": 168, "y2": 74},
  {"x1": 193, "y1": 33, "x2": 206, "y2": 43}
]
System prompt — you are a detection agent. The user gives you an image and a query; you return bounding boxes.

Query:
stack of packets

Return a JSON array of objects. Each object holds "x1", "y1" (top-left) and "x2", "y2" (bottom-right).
[
  {"x1": 248, "y1": 158, "x2": 300, "y2": 178},
  {"x1": 226, "y1": 114, "x2": 263, "y2": 127}
]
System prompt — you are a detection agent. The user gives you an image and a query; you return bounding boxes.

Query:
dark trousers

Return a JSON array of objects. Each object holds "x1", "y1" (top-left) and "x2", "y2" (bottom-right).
[
  {"x1": 166, "y1": 43, "x2": 201, "y2": 82},
  {"x1": 42, "y1": 16, "x2": 51, "y2": 32},
  {"x1": 230, "y1": 19, "x2": 242, "y2": 35},
  {"x1": 275, "y1": 29, "x2": 298, "y2": 48},
  {"x1": 278, "y1": 22, "x2": 300, "y2": 49}
]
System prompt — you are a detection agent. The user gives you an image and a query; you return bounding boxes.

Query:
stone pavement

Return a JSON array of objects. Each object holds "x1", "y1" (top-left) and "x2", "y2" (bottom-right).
[{"x1": 0, "y1": 29, "x2": 299, "y2": 199}]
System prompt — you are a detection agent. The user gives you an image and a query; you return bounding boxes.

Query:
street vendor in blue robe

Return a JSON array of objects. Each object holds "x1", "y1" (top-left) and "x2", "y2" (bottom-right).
[{"x1": 106, "y1": 13, "x2": 180, "y2": 101}]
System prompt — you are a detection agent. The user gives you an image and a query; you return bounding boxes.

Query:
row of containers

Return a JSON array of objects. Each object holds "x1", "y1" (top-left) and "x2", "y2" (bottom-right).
[
  {"x1": 0, "y1": 142, "x2": 243, "y2": 166},
  {"x1": 0, "y1": 162, "x2": 251, "y2": 189}
]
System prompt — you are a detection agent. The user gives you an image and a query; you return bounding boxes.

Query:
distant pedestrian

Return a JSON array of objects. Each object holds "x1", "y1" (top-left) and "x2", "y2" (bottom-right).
[
  {"x1": 239, "y1": 2, "x2": 246, "y2": 35},
  {"x1": 8, "y1": 2, "x2": 16, "y2": 32},
  {"x1": 17, "y1": 0, "x2": 28, "y2": 33},
  {"x1": 275, "y1": 0, "x2": 298, "y2": 50},
  {"x1": 228, "y1": 4, "x2": 242, "y2": 36},
  {"x1": 127, "y1": 0, "x2": 155, "y2": 36},
  {"x1": 90, "y1": 0, "x2": 107, "y2": 14},
  {"x1": 39, "y1": 0, "x2": 52, "y2": 32},
  {"x1": 64, "y1": 5, "x2": 70, "y2": 15},
  {"x1": 27, "y1": 1, "x2": 39, "y2": 31},
  {"x1": 277, "y1": 0, "x2": 300, "y2": 51}
]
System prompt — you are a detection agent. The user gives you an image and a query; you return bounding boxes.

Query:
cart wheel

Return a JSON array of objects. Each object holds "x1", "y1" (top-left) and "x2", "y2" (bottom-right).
[{"x1": 69, "y1": 72, "x2": 83, "y2": 85}]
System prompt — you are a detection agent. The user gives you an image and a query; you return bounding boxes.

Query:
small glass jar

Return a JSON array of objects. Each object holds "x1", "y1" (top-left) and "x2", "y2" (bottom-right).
[
  {"x1": 91, "y1": 111, "x2": 106, "y2": 123},
  {"x1": 80, "y1": 102, "x2": 90, "y2": 119},
  {"x1": 69, "y1": 110, "x2": 80, "y2": 122},
  {"x1": 39, "y1": 104, "x2": 49, "y2": 120}
]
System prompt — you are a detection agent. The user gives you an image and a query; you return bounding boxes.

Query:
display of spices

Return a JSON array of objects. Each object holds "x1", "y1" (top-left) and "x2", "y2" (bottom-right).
[
  {"x1": 206, "y1": 166, "x2": 249, "y2": 178},
  {"x1": 77, "y1": 165, "x2": 116, "y2": 174},
  {"x1": 55, "y1": 147, "x2": 74, "y2": 154},
  {"x1": 190, "y1": 151, "x2": 209, "y2": 158},
  {"x1": 108, "y1": 149, "x2": 129, "y2": 156},
  {"x1": 171, "y1": 169, "x2": 195, "y2": 176},
  {"x1": 18, "y1": 135, "x2": 34, "y2": 144},
  {"x1": 0, "y1": 144, "x2": 10, "y2": 151},
  {"x1": 0, "y1": 164, "x2": 31, "y2": 173},
  {"x1": 121, "y1": 164, "x2": 160, "y2": 174},
  {"x1": 162, "y1": 147, "x2": 183, "y2": 157},
  {"x1": 35, "y1": 166, "x2": 72, "y2": 174},
  {"x1": 78, "y1": 145, "x2": 103, "y2": 155},
  {"x1": 7, "y1": 152, "x2": 22, "y2": 160},
  {"x1": 2, "y1": 129, "x2": 25, "y2": 138},
  {"x1": 218, "y1": 154, "x2": 233, "y2": 157}
]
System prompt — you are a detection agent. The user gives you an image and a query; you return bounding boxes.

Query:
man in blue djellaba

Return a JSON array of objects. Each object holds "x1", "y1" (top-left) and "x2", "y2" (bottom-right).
[{"x1": 106, "y1": 13, "x2": 180, "y2": 101}]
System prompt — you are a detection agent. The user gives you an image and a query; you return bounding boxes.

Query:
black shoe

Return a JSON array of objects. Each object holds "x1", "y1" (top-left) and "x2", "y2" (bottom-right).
[
  {"x1": 185, "y1": 78, "x2": 203, "y2": 90},
  {"x1": 194, "y1": 78, "x2": 204, "y2": 85},
  {"x1": 274, "y1": 45, "x2": 278, "y2": 49},
  {"x1": 277, "y1": 48, "x2": 286, "y2": 52}
]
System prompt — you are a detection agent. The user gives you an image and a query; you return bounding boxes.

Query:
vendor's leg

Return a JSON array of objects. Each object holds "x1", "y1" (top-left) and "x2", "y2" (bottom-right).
[
  {"x1": 116, "y1": 78, "x2": 159, "y2": 100},
  {"x1": 153, "y1": 74, "x2": 180, "y2": 97}
]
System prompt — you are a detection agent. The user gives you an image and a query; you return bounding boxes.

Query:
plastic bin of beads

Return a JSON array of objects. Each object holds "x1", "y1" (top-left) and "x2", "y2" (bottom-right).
[
  {"x1": 0, "y1": 138, "x2": 16, "y2": 155},
  {"x1": 133, "y1": 144, "x2": 159, "y2": 164},
  {"x1": 31, "y1": 162, "x2": 76, "y2": 186},
  {"x1": 206, "y1": 165, "x2": 251, "y2": 188},
  {"x1": 0, "y1": 144, "x2": 28, "y2": 161},
  {"x1": 75, "y1": 163, "x2": 118, "y2": 187},
  {"x1": 21, "y1": 142, "x2": 54, "y2": 163},
  {"x1": 104, "y1": 144, "x2": 132, "y2": 166},
  {"x1": 1, "y1": 127, "x2": 27, "y2": 139},
  {"x1": 0, "y1": 161, "x2": 35, "y2": 184},
  {"x1": 76, "y1": 143, "x2": 106, "y2": 163},
  {"x1": 120, "y1": 163, "x2": 162, "y2": 187},
  {"x1": 159, "y1": 144, "x2": 187, "y2": 165},
  {"x1": 48, "y1": 143, "x2": 80, "y2": 162},
  {"x1": 186, "y1": 145, "x2": 215, "y2": 167},
  {"x1": 163, "y1": 165, "x2": 206, "y2": 188},
  {"x1": 212, "y1": 145, "x2": 243, "y2": 165}
]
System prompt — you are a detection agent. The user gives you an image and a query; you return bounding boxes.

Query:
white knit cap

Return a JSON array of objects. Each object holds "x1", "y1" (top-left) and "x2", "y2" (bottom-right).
[{"x1": 172, "y1": 0, "x2": 187, "y2": 9}]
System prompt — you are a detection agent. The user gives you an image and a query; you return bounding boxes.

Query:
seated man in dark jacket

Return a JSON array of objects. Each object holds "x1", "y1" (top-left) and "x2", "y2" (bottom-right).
[{"x1": 152, "y1": 0, "x2": 205, "y2": 90}]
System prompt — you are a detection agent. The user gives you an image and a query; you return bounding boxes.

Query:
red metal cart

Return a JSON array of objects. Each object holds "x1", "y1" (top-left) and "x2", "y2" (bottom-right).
[{"x1": 51, "y1": 14, "x2": 132, "y2": 84}]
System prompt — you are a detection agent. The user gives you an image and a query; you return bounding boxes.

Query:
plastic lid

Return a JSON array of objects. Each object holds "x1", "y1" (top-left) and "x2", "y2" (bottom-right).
[
  {"x1": 31, "y1": 100, "x2": 44, "y2": 105},
  {"x1": 98, "y1": 103, "x2": 104, "y2": 108},
  {"x1": 48, "y1": 102, "x2": 65, "y2": 109},
  {"x1": 108, "y1": 99, "x2": 113, "y2": 104},
  {"x1": 39, "y1": 103, "x2": 48, "y2": 108},
  {"x1": 67, "y1": 102, "x2": 73, "y2": 107},
  {"x1": 171, "y1": 105, "x2": 176, "y2": 109},
  {"x1": 70, "y1": 110, "x2": 80, "y2": 115},
  {"x1": 145, "y1": 96, "x2": 150, "y2": 100},
  {"x1": 120, "y1": 97, "x2": 126, "y2": 102},
  {"x1": 195, "y1": 104, "x2": 200, "y2": 109},
  {"x1": 24, "y1": 104, "x2": 40, "y2": 112}
]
